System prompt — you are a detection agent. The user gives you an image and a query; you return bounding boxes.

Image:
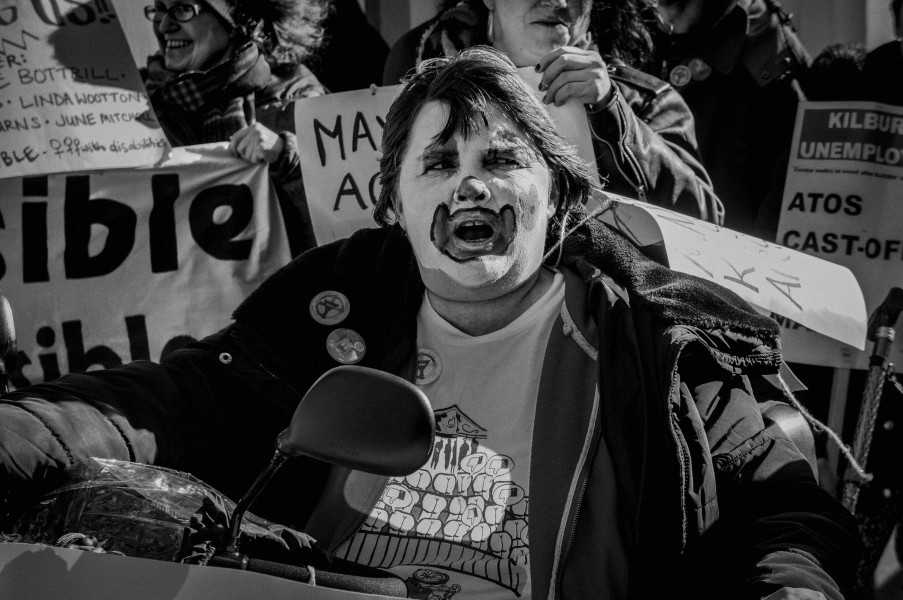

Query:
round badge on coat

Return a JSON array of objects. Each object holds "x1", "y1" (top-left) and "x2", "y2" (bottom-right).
[
  {"x1": 310, "y1": 291, "x2": 350, "y2": 325},
  {"x1": 326, "y1": 328, "x2": 366, "y2": 364},
  {"x1": 414, "y1": 349, "x2": 442, "y2": 385},
  {"x1": 669, "y1": 64, "x2": 692, "y2": 88},
  {"x1": 687, "y1": 58, "x2": 712, "y2": 81}
]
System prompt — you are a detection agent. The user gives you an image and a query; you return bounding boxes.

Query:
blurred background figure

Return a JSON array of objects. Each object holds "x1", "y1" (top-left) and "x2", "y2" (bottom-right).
[
  {"x1": 799, "y1": 42, "x2": 867, "y2": 102},
  {"x1": 383, "y1": 0, "x2": 724, "y2": 225},
  {"x1": 863, "y1": 0, "x2": 903, "y2": 106},
  {"x1": 313, "y1": 0, "x2": 389, "y2": 91},
  {"x1": 142, "y1": 0, "x2": 329, "y2": 255},
  {"x1": 646, "y1": 0, "x2": 809, "y2": 239}
]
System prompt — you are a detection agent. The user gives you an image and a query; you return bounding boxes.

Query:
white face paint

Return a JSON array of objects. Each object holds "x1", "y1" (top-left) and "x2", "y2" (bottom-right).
[{"x1": 396, "y1": 102, "x2": 555, "y2": 302}]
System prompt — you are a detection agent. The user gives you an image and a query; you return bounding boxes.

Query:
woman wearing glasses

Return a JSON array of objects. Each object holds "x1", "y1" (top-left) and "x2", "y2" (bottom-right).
[{"x1": 142, "y1": 0, "x2": 328, "y2": 255}]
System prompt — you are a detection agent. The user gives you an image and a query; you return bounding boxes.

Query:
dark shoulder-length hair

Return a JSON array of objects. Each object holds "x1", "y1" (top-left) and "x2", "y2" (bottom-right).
[{"x1": 374, "y1": 46, "x2": 595, "y2": 227}]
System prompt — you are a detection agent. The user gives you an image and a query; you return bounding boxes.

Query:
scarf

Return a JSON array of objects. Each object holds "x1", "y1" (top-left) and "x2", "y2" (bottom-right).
[{"x1": 144, "y1": 42, "x2": 272, "y2": 145}]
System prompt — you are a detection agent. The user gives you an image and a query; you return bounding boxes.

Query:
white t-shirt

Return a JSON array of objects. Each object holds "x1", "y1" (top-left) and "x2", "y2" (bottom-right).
[{"x1": 334, "y1": 270, "x2": 565, "y2": 599}]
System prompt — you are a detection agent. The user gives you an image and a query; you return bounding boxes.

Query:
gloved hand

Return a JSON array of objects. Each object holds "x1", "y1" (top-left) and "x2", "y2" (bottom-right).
[{"x1": 182, "y1": 495, "x2": 330, "y2": 567}]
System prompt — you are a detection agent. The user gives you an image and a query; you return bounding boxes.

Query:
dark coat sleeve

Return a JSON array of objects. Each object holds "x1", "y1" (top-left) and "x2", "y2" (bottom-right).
[
  {"x1": 587, "y1": 65, "x2": 724, "y2": 225},
  {"x1": 0, "y1": 333, "x2": 308, "y2": 526},
  {"x1": 676, "y1": 348, "x2": 858, "y2": 599},
  {"x1": 0, "y1": 361, "x2": 186, "y2": 522}
]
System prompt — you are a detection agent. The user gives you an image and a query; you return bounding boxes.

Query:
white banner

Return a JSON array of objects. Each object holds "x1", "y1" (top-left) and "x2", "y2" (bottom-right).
[
  {"x1": 0, "y1": 0, "x2": 167, "y2": 179},
  {"x1": 600, "y1": 195, "x2": 867, "y2": 349},
  {"x1": 776, "y1": 101, "x2": 903, "y2": 369},
  {"x1": 294, "y1": 68, "x2": 600, "y2": 245},
  {"x1": 0, "y1": 144, "x2": 291, "y2": 387}
]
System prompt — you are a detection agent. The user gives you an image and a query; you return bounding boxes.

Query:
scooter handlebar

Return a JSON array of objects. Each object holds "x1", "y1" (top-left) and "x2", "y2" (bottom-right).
[{"x1": 207, "y1": 555, "x2": 408, "y2": 597}]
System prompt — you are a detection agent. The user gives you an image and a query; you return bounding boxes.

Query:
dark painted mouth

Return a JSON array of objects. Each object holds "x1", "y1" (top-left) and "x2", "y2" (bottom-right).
[{"x1": 430, "y1": 205, "x2": 516, "y2": 262}]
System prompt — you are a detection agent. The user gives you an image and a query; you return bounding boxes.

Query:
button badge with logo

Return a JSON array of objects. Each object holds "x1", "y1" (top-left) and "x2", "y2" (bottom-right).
[
  {"x1": 414, "y1": 349, "x2": 442, "y2": 385},
  {"x1": 687, "y1": 58, "x2": 712, "y2": 81},
  {"x1": 310, "y1": 291, "x2": 350, "y2": 325},
  {"x1": 326, "y1": 328, "x2": 366, "y2": 364},
  {"x1": 668, "y1": 64, "x2": 692, "y2": 88}
]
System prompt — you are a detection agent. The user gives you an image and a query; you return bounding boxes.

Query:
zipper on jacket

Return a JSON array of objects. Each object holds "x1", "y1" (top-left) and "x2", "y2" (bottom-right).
[
  {"x1": 552, "y1": 476, "x2": 590, "y2": 599},
  {"x1": 668, "y1": 346, "x2": 691, "y2": 548},
  {"x1": 592, "y1": 114, "x2": 648, "y2": 204},
  {"x1": 612, "y1": 98, "x2": 650, "y2": 202}
]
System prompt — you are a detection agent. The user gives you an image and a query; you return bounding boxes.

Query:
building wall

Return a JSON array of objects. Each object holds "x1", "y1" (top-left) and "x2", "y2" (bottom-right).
[{"x1": 783, "y1": 0, "x2": 893, "y2": 55}]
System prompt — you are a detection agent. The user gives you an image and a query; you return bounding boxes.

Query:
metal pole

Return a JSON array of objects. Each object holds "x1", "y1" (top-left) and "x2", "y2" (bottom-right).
[{"x1": 842, "y1": 287, "x2": 903, "y2": 513}]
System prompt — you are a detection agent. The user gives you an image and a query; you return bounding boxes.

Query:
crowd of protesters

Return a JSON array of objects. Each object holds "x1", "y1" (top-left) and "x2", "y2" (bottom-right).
[{"x1": 2, "y1": 1, "x2": 903, "y2": 599}]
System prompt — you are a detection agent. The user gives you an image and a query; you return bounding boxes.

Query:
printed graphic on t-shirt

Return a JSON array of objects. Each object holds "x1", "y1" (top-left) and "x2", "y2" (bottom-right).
[{"x1": 334, "y1": 405, "x2": 529, "y2": 598}]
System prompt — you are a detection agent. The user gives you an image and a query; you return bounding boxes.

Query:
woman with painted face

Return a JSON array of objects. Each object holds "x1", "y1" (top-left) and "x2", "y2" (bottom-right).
[
  {"x1": 382, "y1": 0, "x2": 723, "y2": 225},
  {"x1": 142, "y1": 0, "x2": 327, "y2": 255},
  {"x1": 0, "y1": 47, "x2": 854, "y2": 599}
]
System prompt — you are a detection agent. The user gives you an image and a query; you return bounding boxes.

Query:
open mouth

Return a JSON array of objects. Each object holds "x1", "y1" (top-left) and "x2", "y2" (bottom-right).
[
  {"x1": 165, "y1": 39, "x2": 191, "y2": 51},
  {"x1": 430, "y1": 206, "x2": 516, "y2": 262}
]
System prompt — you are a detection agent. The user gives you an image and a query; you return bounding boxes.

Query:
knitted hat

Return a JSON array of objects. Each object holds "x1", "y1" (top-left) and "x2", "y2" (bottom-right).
[{"x1": 202, "y1": 0, "x2": 236, "y2": 27}]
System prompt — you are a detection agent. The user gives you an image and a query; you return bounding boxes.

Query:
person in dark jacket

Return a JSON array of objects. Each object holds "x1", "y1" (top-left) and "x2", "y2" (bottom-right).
[
  {"x1": 383, "y1": 0, "x2": 723, "y2": 225},
  {"x1": 646, "y1": 0, "x2": 808, "y2": 239},
  {"x1": 863, "y1": 0, "x2": 903, "y2": 105},
  {"x1": 0, "y1": 46, "x2": 854, "y2": 599},
  {"x1": 142, "y1": 0, "x2": 329, "y2": 255}
]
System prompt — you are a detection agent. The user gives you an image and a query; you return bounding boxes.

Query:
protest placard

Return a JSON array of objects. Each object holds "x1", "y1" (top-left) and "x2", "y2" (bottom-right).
[
  {"x1": 294, "y1": 68, "x2": 601, "y2": 245},
  {"x1": 0, "y1": 143, "x2": 291, "y2": 387},
  {"x1": 598, "y1": 195, "x2": 866, "y2": 349},
  {"x1": 776, "y1": 101, "x2": 903, "y2": 370},
  {"x1": 0, "y1": 0, "x2": 167, "y2": 179}
]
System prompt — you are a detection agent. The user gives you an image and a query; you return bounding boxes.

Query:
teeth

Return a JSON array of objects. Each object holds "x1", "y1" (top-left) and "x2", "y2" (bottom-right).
[{"x1": 166, "y1": 40, "x2": 190, "y2": 49}]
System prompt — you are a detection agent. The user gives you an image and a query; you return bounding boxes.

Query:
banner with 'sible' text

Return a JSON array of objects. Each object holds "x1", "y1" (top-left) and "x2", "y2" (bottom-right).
[
  {"x1": 776, "y1": 101, "x2": 903, "y2": 370},
  {"x1": 0, "y1": 144, "x2": 291, "y2": 388},
  {"x1": 0, "y1": 0, "x2": 167, "y2": 179}
]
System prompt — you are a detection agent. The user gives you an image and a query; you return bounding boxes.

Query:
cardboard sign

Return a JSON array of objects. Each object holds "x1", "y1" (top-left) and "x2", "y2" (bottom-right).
[
  {"x1": 294, "y1": 68, "x2": 600, "y2": 245},
  {"x1": 0, "y1": 144, "x2": 290, "y2": 387},
  {"x1": 0, "y1": 0, "x2": 167, "y2": 179},
  {"x1": 776, "y1": 101, "x2": 903, "y2": 369},
  {"x1": 599, "y1": 194, "x2": 867, "y2": 349}
]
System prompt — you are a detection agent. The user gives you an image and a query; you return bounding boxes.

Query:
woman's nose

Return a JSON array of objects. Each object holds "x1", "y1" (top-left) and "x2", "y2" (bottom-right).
[
  {"x1": 453, "y1": 176, "x2": 490, "y2": 203},
  {"x1": 159, "y1": 13, "x2": 178, "y2": 31}
]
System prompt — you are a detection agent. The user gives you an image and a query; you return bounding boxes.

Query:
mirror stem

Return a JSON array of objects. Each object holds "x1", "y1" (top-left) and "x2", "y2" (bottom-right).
[{"x1": 225, "y1": 450, "x2": 289, "y2": 554}]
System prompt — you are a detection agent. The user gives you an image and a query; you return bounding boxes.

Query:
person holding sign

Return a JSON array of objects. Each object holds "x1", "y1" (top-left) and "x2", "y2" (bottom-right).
[
  {"x1": 142, "y1": 0, "x2": 328, "y2": 254},
  {"x1": 0, "y1": 47, "x2": 854, "y2": 599},
  {"x1": 382, "y1": 0, "x2": 723, "y2": 226}
]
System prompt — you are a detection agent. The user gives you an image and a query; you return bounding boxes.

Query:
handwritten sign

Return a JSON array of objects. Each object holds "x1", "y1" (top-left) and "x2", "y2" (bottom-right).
[
  {"x1": 294, "y1": 68, "x2": 600, "y2": 244},
  {"x1": 776, "y1": 101, "x2": 903, "y2": 369},
  {"x1": 0, "y1": 144, "x2": 290, "y2": 387},
  {"x1": 599, "y1": 194, "x2": 867, "y2": 350},
  {"x1": 0, "y1": 0, "x2": 167, "y2": 179}
]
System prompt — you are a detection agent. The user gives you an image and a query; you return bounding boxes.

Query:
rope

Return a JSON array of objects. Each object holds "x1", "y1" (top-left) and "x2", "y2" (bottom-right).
[{"x1": 777, "y1": 372, "x2": 870, "y2": 482}]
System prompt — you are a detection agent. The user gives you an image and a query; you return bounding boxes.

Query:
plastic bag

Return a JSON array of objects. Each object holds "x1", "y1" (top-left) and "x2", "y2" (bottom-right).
[{"x1": 12, "y1": 457, "x2": 275, "y2": 561}]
